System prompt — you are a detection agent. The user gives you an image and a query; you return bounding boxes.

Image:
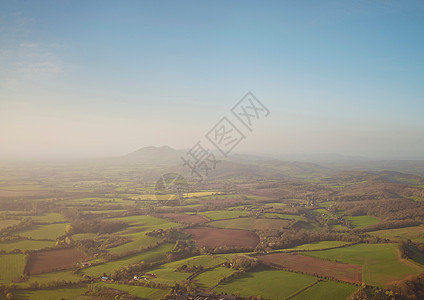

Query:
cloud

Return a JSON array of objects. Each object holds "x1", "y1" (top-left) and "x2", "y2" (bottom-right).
[{"x1": 21, "y1": 61, "x2": 63, "y2": 73}]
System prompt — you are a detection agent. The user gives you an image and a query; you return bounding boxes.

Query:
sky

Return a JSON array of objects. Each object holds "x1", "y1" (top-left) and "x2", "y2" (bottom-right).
[{"x1": 1, "y1": 0, "x2": 424, "y2": 160}]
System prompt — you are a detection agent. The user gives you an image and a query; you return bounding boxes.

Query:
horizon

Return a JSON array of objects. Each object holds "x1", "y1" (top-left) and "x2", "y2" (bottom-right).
[{"x1": 1, "y1": 1, "x2": 424, "y2": 160}]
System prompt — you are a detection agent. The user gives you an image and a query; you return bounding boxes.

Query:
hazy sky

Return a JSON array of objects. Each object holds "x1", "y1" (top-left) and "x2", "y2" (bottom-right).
[{"x1": 1, "y1": 1, "x2": 424, "y2": 160}]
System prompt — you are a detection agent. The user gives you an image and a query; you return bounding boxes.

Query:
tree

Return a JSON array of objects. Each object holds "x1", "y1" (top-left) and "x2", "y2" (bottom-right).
[
  {"x1": 65, "y1": 224, "x2": 74, "y2": 235},
  {"x1": 6, "y1": 292, "x2": 13, "y2": 300}
]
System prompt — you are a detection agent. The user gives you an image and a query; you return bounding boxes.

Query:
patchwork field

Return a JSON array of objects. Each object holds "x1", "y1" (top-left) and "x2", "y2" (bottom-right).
[
  {"x1": 184, "y1": 227, "x2": 260, "y2": 249},
  {"x1": 82, "y1": 243, "x2": 173, "y2": 277},
  {"x1": 258, "y1": 253, "x2": 362, "y2": 284},
  {"x1": 95, "y1": 282, "x2": 167, "y2": 300},
  {"x1": 156, "y1": 213, "x2": 208, "y2": 224},
  {"x1": 15, "y1": 223, "x2": 70, "y2": 240},
  {"x1": 368, "y1": 225, "x2": 424, "y2": 243},
  {"x1": 215, "y1": 267, "x2": 317, "y2": 299},
  {"x1": 25, "y1": 248, "x2": 89, "y2": 274},
  {"x1": 0, "y1": 219, "x2": 20, "y2": 230},
  {"x1": 344, "y1": 215, "x2": 379, "y2": 228},
  {"x1": 199, "y1": 210, "x2": 247, "y2": 220},
  {"x1": 280, "y1": 241, "x2": 352, "y2": 252},
  {"x1": 306, "y1": 243, "x2": 424, "y2": 286},
  {"x1": 0, "y1": 239, "x2": 55, "y2": 251},
  {"x1": 291, "y1": 280, "x2": 358, "y2": 300},
  {"x1": 209, "y1": 217, "x2": 291, "y2": 231},
  {"x1": 193, "y1": 266, "x2": 237, "y2": 288}
]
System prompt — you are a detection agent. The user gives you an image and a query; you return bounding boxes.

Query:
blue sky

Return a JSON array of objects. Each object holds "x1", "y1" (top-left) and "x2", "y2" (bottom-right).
[{"x1": 1, "y1": 0, "x2": 424, "y2": 159}]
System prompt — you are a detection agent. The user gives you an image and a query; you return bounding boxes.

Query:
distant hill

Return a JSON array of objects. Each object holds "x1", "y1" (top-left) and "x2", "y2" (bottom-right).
[{"x1": 121, "y1": 146, "x2": 186, "y2": 164}]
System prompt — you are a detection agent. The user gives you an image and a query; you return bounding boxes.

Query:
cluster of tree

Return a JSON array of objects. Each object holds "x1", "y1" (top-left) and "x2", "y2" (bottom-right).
[
  {"x1": 271, "y1": 229, "x2": 363, "y2": 250},
  {"x1": 175, "y1": 264, "x2": 204, "y2": 273},
  {"x1": 0, "y1": 286, "x2": 15, "y2": 300},
  {"x1": 222, "y1": 256, "x2": 259, "y2": 271},
  {"x1": 110, "y1": 262, "x2": 158, "y2": 281},
  {"x1": 166, "y1": 240, "x2": 198, "y2": 262},
  {"x1": 0, "y1": 218, "x2": 33, "y2": 237},
  {"x1": 359, "y1": 220, "x2": 421, "y2": 233},
  {"x1": 28, "y1": 279, "x2": 84, "y2": 290},
  {"x1": 86, "y1": 285, "x2": 135, "y2": 300}
]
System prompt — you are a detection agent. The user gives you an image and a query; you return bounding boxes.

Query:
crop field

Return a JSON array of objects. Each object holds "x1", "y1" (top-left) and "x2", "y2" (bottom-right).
[
  {"x1": 306, "y1": 243, "x2": 424, "y2": 285},
  {"x1": 258, "y1": 253, "x2": 362, "y2": 284},
  {"x1": 0, "y1": 219, "x2": 20, "y2": 230},
  {"x1": 156, "y1": 213, "x2": 208, "y2": 224},
  {"x1": 215, "y1": 267, "x2": 317, "y2": 299},
  {"x1": 25, "y1": 248, "x2": 89, "y2": 274},
  {"x1": 291, "y1": 281, "x2": 358, "y2": 300},
  {"x1": 199, "y1": 210, "x2": 247, "y2": 220},
  {"x1": 95, "y1": 283, "x2": 167, "y2": 300},
  {"x1": 82, "y1": 243, "x2": 173, "y2": 277},
  {"x1": 0, "y1": 254, "x2": 26, "y2": 284},
  {"x1": 15, "y1": 223, "x2": 70, "y2": 240},
  {"x1": 209, "y1": 217, "x2": 291, "y2": 231},
  {"x1": 280, "y1": 241, "x2": 352, "y2": 251},
  {"x1": 15, "y1": 270, "x2": 84, "y2": 289},
  {"x1": 184, "y1": 227, "x2": 260, "y2": 249},
  {"x1": 344, "y1": 216, "x2": 379, "y2": 228},
  {"x1": 368, "y1": 225, "x2": 424, "y2": 243},
  {"x1": 0, "y1": 239, "x2": 55, "y2": 251}
]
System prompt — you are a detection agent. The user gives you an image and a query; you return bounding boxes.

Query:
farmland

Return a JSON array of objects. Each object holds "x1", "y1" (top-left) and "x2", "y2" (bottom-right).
[
  {"x1": 1, "y1": 158, "x2": 424, "y2": 299},
  {"x1": 184, "y1": 227, "x2": 260, "y2": 249}
]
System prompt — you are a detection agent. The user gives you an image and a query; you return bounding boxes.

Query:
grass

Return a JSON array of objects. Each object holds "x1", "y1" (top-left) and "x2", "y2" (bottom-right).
[
  {"x1": 15, "y1": 270, "x2": 84, "y2": 289},
  {"x1": 209, "y1": 217, "x2": 290, "y2": 231},
  {"x1": 0, "y1": 254, "x2": 26, "y2": 284},
  {"x1": 0, "y1": 239, "x2": 55, "y2": 251},
  {"x1": 262, "y1": 213, "x2": 305, "y2": 221},
  {"x1": 292, "y1": 280, "x2": 358, "y2": 300},
  {"x1": 14, "y1": 286, "x2": 88, "y2": 300},
  {"x1": 0, "y1": 219, "x2": 20, "y2": 230},
  {"x1": 199, "y1": 210, "x2": 247, "y2": 220},
  {"x1": 95, "y1": 282, "x2": 167, "y2": 300},
  {"x1": 105, "y1": 215, "x2": 180, "y2": 229},
  {"x1": 306, "y1": 243, "x2": 424, "y2": 286},
  {"x1": 344, "y1": 216, "x2": 379, "y2": 228},
  {"x1": 15, "y1": 223, "x2": 70, "y2": 240},
  {"x1": 368, "y1": 226, "x2": 424, "y2": 243},
  {"x1": 193, "y1": 266, "x2": 236, "y2": 288},
  {"x1": 29, "y1": 213, "x2": 67, "y2": 223},
  {"x1": 215, "y1": 267, "x2": 317, "y2": 299},
  {"x1": 278, "y1": 241, "x2": 352, "y2": 252},
  {"x1": 107, "y1": 233, "x2": 161, "y2": 255},
  {"x1": 82, "y1": 243, "x2": 173, "y2": 277}
]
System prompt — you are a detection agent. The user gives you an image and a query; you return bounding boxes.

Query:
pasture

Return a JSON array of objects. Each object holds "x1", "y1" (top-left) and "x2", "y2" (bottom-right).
[
  {"x1": 215, "y1": 267, "x2": 317, "y2": 299},
  {"x1": 95, "y1": 282, "x2": 167, "y2": 300},
  {"x1": 199, "y1": 210, "x2": 247, "y2": 220},
  {"x1": 291, "y1": 281, "x2": 358, "y2": 300},
  {"x1": 25, "y1": 248, "x2": 88, "y2": 274},
  {"x1": 344, "y1": 216, "x2": 379, "y2": 228},
  {"x1": 0, "y1": 239, "x2": 55, "y2": 251},
  {"x1": 15, "y1": 223, "x2": 70, "y2": 240},
  {"x1": 368, "y1": 225, "x2": 424, "y2": 243},
  {"x1": 193, "y1": 266, "x2": 236, "y2": 288},
  {"x1": 0, "y1": 254, "x2": 26, "y2": 284}
]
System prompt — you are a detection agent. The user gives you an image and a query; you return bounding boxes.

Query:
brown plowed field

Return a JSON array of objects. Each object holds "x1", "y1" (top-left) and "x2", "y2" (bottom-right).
[
  {"x1": 157, "y1": 213, "x2": 208, "y2": 224},
  {"x1": 184, "y1": 227, "x2": 259, "y2": 249},
  {"x1": 258, "y1": 253, "x2": 362, "y2": 284},
  {"x1": 25, "y1": 248, "x2": 89, "y2": 275}
]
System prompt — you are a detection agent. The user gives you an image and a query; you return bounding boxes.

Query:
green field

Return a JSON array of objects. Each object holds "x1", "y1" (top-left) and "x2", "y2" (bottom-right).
[
  {"x1": 0, "y1": 239, "x2": 55, "y2": 251},
  {"x1": 15, "y1": 223, "x2": 70, "y2": 240},
  {"x1": 209, "y1": 217, "x2": 290, "y2": 231},
  {"x1": 368, "y1": 226, "x2": 424, "y2": 243},
  {"x1": 306, "y1": 243, "x2": 423, "y2": 285},
  {"x1": 292, "y1": 281, "x2": 358, "y2": 300},
  {"x1": 262, "y1": 213, "x2": 305, "y2": 221},
  {"x1": 82, "y1": 243, "x2": 174, "y2": 277},
  {"x1": 14, "y1": 286, "x2": 88, "y2": 300},
  {"x1": 193, "y1": 266, "x2": 236, "y2": 288},
  {"x1": 215, "y1": 268, "x2": 317, "y2": 299},
  {"x1": 279, "y1": 241, "x2": 352, "y2": 252},
  {"x1": 30, "y1": 213, "x2": 67, "y2": 223},
  {"x1": 107, "y1": 233, "x2": 161, "y2": 255},
  {"x1": 105, "y1": 215, "x2": 180, "y2": 230},
  {"x1": 0, "y1": 219, "x2": 20, "y2": 230},
  {"x1": 344, "y1": 216, "x2": 379, "y2": 228},
  {"x1": 95, "y1": 282, "x2": 167, "y2": 300},
  {"x1": 0, "y1": 254, "x2": 26, "y2": 284},
  {"x1": 199, "y1": 210, "x2": 247, "y2": 220},
  {"x1": 15, "y1": 270, "x2": 84, "y2": 289}
]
